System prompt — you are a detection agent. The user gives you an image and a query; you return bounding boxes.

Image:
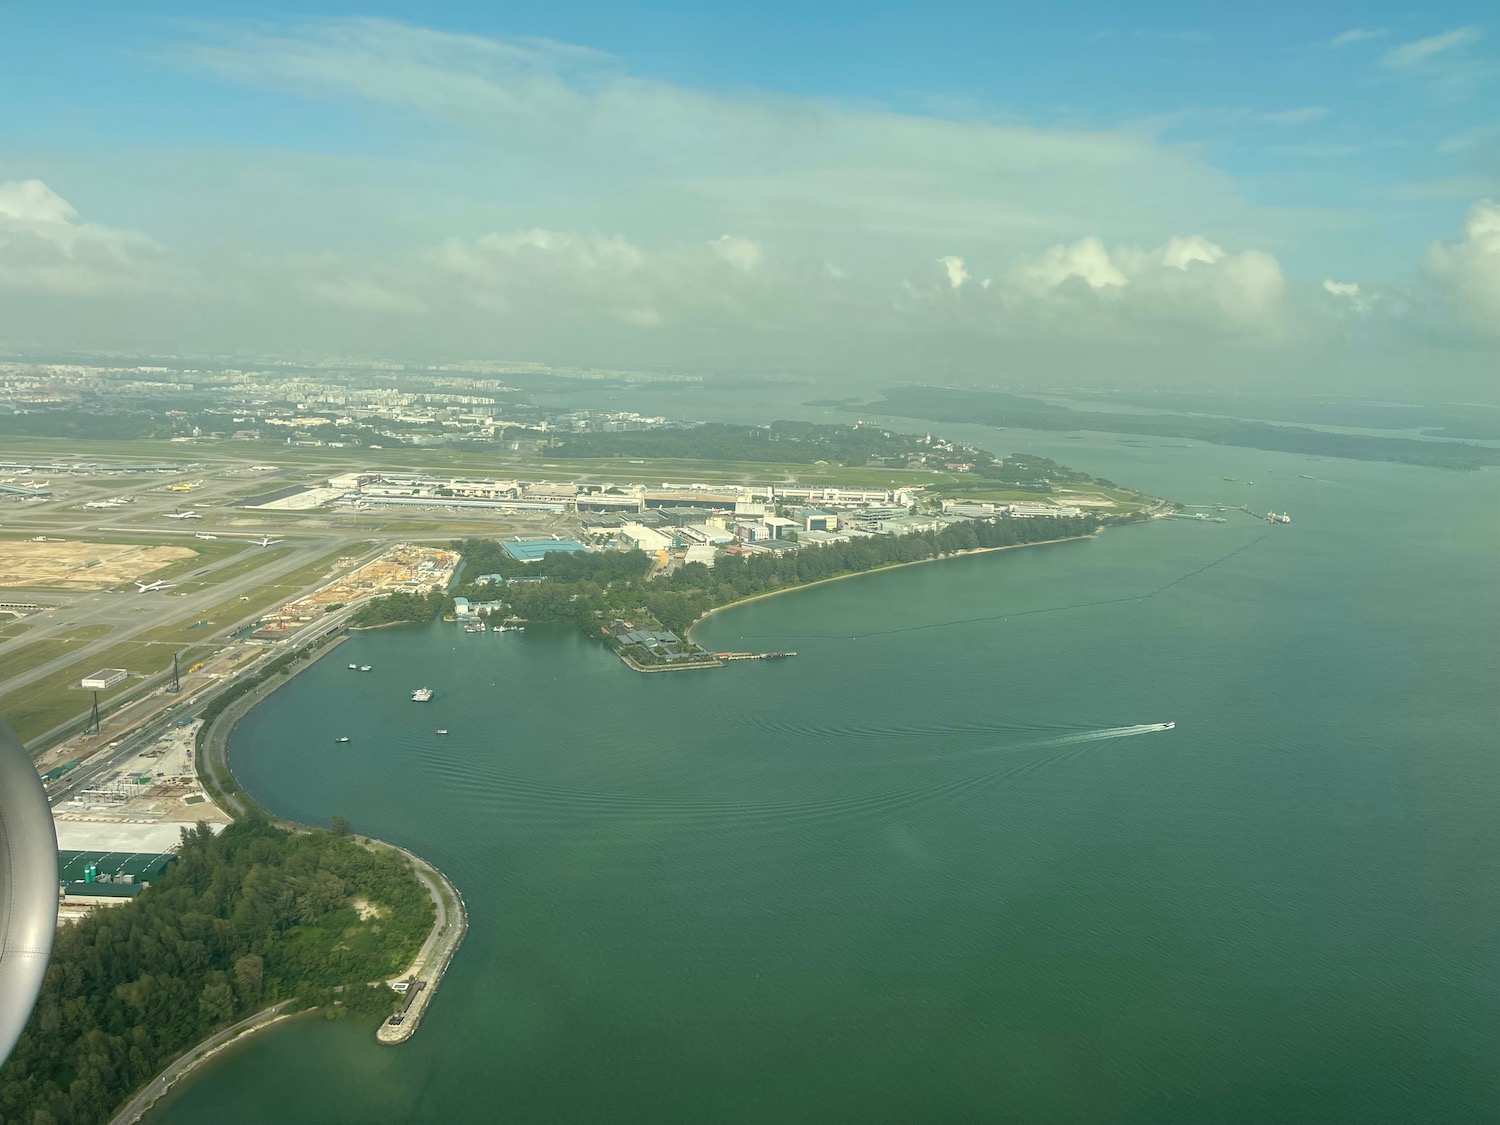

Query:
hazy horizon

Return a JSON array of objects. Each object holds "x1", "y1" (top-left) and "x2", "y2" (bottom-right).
[{"x1": 2, "y1": 3, "x2": 1497, "y2": 399}]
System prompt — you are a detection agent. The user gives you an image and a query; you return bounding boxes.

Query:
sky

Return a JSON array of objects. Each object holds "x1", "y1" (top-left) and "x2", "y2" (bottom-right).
[{"x1": 0, "y1": 0, "x2": 1496, "y2": 397}]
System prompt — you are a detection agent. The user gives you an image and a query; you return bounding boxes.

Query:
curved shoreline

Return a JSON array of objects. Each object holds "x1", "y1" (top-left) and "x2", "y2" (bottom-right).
[
  {"x1": 106, "y1": 1006, "x2": 300, "y2": 1125},
  {"x1": 112, "y1": 631, "x2": 467, "y2": 1125},
  {"x1": 122, "y1": 528, "x2": 1095, "y2": 1121},
  {"x1": 686, "y1": 531, "x2": 1098, "y2": 644}
]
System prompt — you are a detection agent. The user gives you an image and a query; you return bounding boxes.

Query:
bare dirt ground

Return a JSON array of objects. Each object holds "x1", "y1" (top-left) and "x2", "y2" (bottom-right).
[{"x1": 0, "y1": 539, "x2": 196, "y2": 589}]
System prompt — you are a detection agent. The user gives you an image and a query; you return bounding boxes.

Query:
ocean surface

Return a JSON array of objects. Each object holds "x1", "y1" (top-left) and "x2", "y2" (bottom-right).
[{"x1": 148, "y1": 424, "x2": 1499, "y2": 1124}]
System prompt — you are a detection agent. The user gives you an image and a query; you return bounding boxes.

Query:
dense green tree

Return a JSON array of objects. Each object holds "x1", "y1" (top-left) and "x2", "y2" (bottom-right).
[
  {"x1": 0, "y1": 818, "x2": 433, "y2": 1125},
  {"x1": 348, "y1": 588, "x2": 451, "y2": 628}
]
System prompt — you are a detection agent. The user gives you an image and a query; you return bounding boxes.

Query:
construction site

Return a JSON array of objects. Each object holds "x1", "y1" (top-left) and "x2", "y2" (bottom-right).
[
  {"x1": 249, "y1": 544, "x2": 459, "y2": 640},
  {"x1": 0, "y1": 539, "x2": 196, "y2": 590}
]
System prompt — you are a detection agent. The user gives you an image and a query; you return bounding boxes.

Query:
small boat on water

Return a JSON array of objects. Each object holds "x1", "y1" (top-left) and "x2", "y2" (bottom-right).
[
  {"x1": 412, "y1": 687, "x2": 434, "y2": 702},
  {"x1": 336, "y1": 736, "x2": 350, "y2": 743},
  {"x1": 348, "y1": 663, "x2": 358, "y2": 670},
  {"x1": 1163, "y1": 722, "x2": 1175, "y2": 730},
  {"x1": 360, "y1": 665, "x2": 372, "y2": 672},
  {"x1": 435, "y1": 729, "x2": 449, "y2": 736}
]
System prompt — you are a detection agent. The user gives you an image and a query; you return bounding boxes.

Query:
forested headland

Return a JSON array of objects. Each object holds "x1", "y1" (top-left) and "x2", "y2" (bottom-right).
[
  {"x1": 0, "y1": 818, "x2": 433, "y2": 1125},
  {"x1": 348, "y1": 588, "x2": 452, "y2": 629},
  {"x1": 448, "y1": 510, "x2": 1098, "y2": 637}
]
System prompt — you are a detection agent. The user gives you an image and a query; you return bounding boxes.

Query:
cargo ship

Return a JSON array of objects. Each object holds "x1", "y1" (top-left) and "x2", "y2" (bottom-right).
[{"x1": 411, "y1": 687, "x2": 434, "y2": 702}]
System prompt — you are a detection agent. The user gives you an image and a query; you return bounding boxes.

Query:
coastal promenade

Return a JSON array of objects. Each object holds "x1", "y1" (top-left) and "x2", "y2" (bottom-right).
[
  {"x1": 376, "y1": 843, "x2": 469, "y2": 1044},
  {"x1": 190, "y1": 626, "x2": 468, "y2": 1048},
  {"x1": 106, "y1": 1004, "x2": 294, "y2": 1125}
]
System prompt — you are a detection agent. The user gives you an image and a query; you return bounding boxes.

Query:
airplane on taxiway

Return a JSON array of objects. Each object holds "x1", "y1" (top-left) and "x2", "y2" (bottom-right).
[
  {"x1": 164, "y1": 510, "x2": 202, "y2": 519},
  {"x1": 134, "y1": 579, "x2": 177, "y2": 593}
]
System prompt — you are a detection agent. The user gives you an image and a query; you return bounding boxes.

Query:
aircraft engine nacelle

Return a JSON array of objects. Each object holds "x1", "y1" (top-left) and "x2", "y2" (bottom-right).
[{"x1": 0, "y1": 719, "x2": 57, "y2": 1065}]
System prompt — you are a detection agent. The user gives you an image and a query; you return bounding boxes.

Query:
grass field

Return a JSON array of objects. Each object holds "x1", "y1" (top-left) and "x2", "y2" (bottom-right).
[
  {"x1": 0, "y1": 542, "x2": 375, "y2": 741},
  {"x1": 0, "y1": 624, "x2": 115, "y2": 684},
  {"x1": 0, "y1": 436, "x2": 968, "y2": 490},
  {"x1": 0, "y1": 636, "x2": 201, "y2": 742},
  {"x1": 166, "y1": 546, "x2": 294, "y2": 591}
]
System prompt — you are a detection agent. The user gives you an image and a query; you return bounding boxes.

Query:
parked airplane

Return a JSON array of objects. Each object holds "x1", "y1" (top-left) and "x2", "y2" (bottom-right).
[
  {"x1": 164, "y1": 510, "x2": 202, "y2": 519},
  {"x1": 134, "y1": 580, "x2": 177, "y2": 593}
]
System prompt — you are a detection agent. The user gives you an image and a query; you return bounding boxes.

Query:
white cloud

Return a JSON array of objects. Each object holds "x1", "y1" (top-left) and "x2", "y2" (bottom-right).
[
  {"x1": 0, "y1": 179, "x2": 174, "y2": 296},
  {"x1": 1009, "y1": 236, "x2": 1129, "y2": 292},
  {"x1": 1323, "y1": 279, "x2": 1375, "y2": 313},
  {"x1": 428, "y1": 228, "x2": 785, "y2": 329},
  {"x1": 898, "y1": 234, "x2": 1290, "y2": 342},
  {"x1": 1425, "y1": 199, "x2": 1500, "y2": 334},
  {"x1": 1380, "y1": 26, "x2": 1482, "y2": 69},
  {"x1": 1330, "y1": 28, "x2": 1386, "y2": 48},
  {"x1": 164, "y1": 17, "x2": 1302, "y2": 266},
  {"x1": 938, "y1": 256, "x2": 970, "y2": 289}
]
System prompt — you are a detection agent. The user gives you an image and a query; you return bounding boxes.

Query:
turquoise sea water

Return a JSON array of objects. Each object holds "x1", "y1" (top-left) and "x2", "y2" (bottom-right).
[{"x1": 148, "y1": 431, "x2": 1498, "y2": 1124}]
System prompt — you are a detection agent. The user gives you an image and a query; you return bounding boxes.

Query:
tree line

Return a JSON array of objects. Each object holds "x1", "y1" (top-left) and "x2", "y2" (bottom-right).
[
  {"x1": 447, "y1": 514, "x2": 1097, "y2": 638},
  {"x1": 348, "y1": 588, "x2": 452, "y2": 629},
  {"x1": 0, "y1": 817, "x2": 433, "y2": 1125}
]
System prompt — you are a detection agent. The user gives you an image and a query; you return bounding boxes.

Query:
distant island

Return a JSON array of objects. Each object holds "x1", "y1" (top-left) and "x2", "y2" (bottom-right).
[{"x1": 861, "y1": 387, "x2": 1500, "y2": 470}]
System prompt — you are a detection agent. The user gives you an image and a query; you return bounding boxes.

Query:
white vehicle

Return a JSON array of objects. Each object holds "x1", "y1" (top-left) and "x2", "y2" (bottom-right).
[{"x1": 134, "y1": 580, "x2": 177, "y2": 593}]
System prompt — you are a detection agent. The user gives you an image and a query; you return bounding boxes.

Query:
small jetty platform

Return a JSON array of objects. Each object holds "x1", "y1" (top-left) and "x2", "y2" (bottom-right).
[{"x1": 712, "y1": 651, "x2": 797, "y2": 661}]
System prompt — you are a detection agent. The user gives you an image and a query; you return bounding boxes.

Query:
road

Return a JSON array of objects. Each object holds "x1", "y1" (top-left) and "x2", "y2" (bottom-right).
[
  {"x1": 47, "y1": 610, "x2": 356, "y2": 806},
  {"x1": 105, "y1": 1003, "x2": 292, "y2": 1125},
  {"x1": 375, "y1": 844, "x2": 468, "y2": 1045}
]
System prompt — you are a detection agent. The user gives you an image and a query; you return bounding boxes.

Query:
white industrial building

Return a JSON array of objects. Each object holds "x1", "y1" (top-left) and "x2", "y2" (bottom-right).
[
  {"x1": 80, "y1": 669, "x2": 128, "y2": 690},
  {"x1": 619, "y1": 524, "x2": 675, "y2": 553}
]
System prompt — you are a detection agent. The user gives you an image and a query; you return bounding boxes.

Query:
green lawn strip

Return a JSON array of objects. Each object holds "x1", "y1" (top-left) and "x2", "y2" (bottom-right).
[
  {"x1": 0, "y1": 639, "x2": 209, "y2": 742},
  {"x1": 2, "y1": 437, "x2": 966, "y2": 490},
  {"x1": 164, "y1": 546, "x2": 295, "y2": 591},
  {"x1": 157, "y1": 543, "x2": 377, "y2": 636},
  {"x1": 0, "y1": 625, "x2": 116, "y2": 684},
  {"x1": 543, "y1": 456, "x2": 960, "y2": 488}
]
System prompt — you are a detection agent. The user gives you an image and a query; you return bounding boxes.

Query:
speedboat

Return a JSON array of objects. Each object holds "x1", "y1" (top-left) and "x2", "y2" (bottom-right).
[
  {"x1": 336, "y1": 736, "x2": 350, "y2": 743},
  {"x1": 1163, "y1": 722, "x2": 1175, "y2": 730},
  {"x1": 348, "y1": 663, "x2": 358, "y2": 670},
  {"x1": 435, "y1": 729, "x2": 449, "y2": 736}
]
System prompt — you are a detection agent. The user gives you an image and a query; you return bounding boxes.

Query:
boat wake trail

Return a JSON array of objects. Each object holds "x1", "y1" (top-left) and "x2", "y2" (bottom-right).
[
  {"x1": 1036, "y1": 722, "x2": 1174, "y2": 746},
  {"x1": 429, "y1": 724, "x2": 1175, "y2": 837},
  {"x1": 732, "y1": 536, "x2": 1266, "y2": 642}
]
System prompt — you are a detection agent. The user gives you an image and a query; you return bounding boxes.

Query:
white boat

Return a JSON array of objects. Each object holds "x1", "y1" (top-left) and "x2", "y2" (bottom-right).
[
  {"x1": 336, "y1": 736, "x2": 350, "y2": 743},
  {"x1": 348, "y1": 663, "x2": 358, "y2": 670},
  {"x1": 435, "y1": 729, "x2": 449, "y2": 736},
  {"x1": 411, "y1": 687, "x2": 434, "y2": 702},
  {"x1": 360, "y1": 665, "x2": 372, "y2": 672},
  {"x1": 1163, "y1": 722, "x2": 1175, "y2": 730}
]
